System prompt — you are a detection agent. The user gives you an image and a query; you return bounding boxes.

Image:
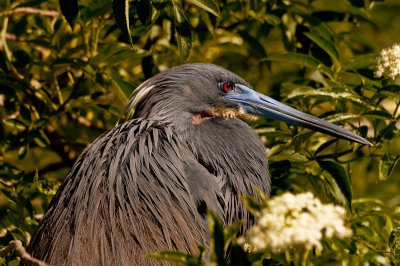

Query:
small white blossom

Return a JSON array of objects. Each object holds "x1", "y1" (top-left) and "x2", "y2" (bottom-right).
[
  {"x1": 240, "y1": 192, "x2": 352, "y2": 253},
  {"x1": 375, "y1": 44, "x2": 400, "y2": 80}
]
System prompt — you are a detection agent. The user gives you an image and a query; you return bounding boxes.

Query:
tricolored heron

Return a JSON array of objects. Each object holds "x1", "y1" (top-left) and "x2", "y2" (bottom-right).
[{"x1": 26, "y1": 63, "x2": 370, "y2": 265}]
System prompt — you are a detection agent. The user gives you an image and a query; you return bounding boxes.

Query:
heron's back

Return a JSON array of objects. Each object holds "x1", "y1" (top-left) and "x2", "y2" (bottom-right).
[{"x1": 26, "y1": 119, "x2": 211, "y2": 265}]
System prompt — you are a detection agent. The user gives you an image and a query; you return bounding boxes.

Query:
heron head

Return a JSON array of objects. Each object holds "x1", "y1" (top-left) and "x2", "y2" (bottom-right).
[{"x1": 128, "y1": 63, "x2": 371, "y2": 145}]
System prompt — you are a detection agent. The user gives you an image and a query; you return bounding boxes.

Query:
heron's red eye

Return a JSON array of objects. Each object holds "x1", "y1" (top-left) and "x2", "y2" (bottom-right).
[{"x1": 222, "y1": 82, "x2": 233, "y2": 92}]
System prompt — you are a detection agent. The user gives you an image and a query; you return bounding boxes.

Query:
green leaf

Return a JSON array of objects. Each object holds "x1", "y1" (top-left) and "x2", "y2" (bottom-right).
[
  {"x1": 199, "y1": 9, "x2": 216, "y2": 33},
  {"x1": 349, "y1": 0, "x2": 365, "y2": 7},
  {"x1": 379, "y1": 154, "x2": 400, "y2": 181},
  {"x1": 186, "y1": 0, "x2": 221, "y2": 18},
  {"x1": 389, "y1": 227, "x2": 400, "y2": 255},
  {"x1": 263, "y1": 53, "x2": 320, "y2": 68},
  {"x1": 223, "y1": 221, "x2": 242, "y2": 253},
  {"x1": 350, "y1": 33, "x2": 376, "y2": 50},
  {"x1": 111, "y1": 77, "x2": 134, "y2": 103},
  {"x1": 304, "y1": 32, "x2": 340, "y2": 64},
  {"x1": 381, "y1": 85, "x2": 400, "y2": 93},
  {"x1": 138, "y1": 0, "x2": 152, "y2": 25},
  {"x1": 240, "y1": 195, "x2": 263, "y2": 214},
  {"x1": 107, "y1": 50, "x2": 143, "y2": 65},
  {"x1": 173, "y1": 3, "x2": 192, "y2": 62},
  {"x1": 269, "y1": 149, "x2": 309, "y2": 163},
  {"x1": 34, "y1": 170, "x2": 60, "y2": 197},
  {"x1": 33, "y1": 131, "x2": 50, "y2": 148},
  {"x1": 97, "y1": 104, "x2": 121, "y2": 117},
  {"x1": 314, "y1": 139, "x2": 338, "y2": 156},
  {"x1": 254, "y1": 186, "x2": 269, "y2": 204},
  {"x1": 152, "y1": 0, "x2": 169, "y2": 10},
  {"x1": 147, "y1": 246, "x2": 205, "y2": 264},
  {"x1": 4, "y1": 119, "x2": 27, "y2": 131},
  {"x1": 90, "y1": 44, "x2": 127, "y2": 65},
  {"x1": 363, "y1": 110, "x2": 393, "y2": 120},
  {"x1": 34, "y1": 118, "x2": 49, "y2": 128},
  {"x1": 52, "y1": 58, "x2": 87, "y2": 68},
  {"x1": 19, "y1": 105, "x2": 31, "y2": 123},
  {"x1": 18, "y1": 145, "x2": 28, "y2": 159},
  {"x1": 318, "y1": 160, "x2": 352, "y2": 208},
  {"x1": 112, "y1": 0, "x2": 134, "y2": 47},
  {"x1": 238, "y1": 31, "x2": 267, "y2": 58},
  {"x1": 229, "y1": 244, "x2": 251, "y2": 265},
  {"x1": 323, "y1": 113, "x2": 360, "y2": 124},
  {"x1": 320, "y1": 172, "x2": 348, "y2": 208},
  {"x1": 286, "y1": 86, "x2": 363, "y2": 105},
  {"x1": 264, "y1": 14, "x2": 281, "y2": 25},
  {"x1": 59, "y1": 0, "x2": 79, "y2": 29},
  {"x1": 312, "y1": 22, "x2": 336, "y2": 44},
  {"x1": 342, "y1": 54, "x2": 377, "y2": 70},
  {"x1": 79, "y1": 0, "x2": 112, "y2": 21},
  {"x1": 262, "y1": 53, "x2": 332, "y2": 76},
  {"x1": 10, "y1": 228, "x2": 26, "y2": 242},
  {"x1": 208, "y1": 210, "x2": 226, "y2": 265}
]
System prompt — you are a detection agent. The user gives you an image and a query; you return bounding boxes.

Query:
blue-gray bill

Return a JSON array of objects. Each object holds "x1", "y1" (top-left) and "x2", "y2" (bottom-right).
[{"x1": 225, "y1": 84, "x2": 372, "y2": 146}]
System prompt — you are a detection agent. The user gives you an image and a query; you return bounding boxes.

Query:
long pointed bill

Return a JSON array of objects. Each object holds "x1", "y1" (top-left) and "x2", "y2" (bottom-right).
[{"x1": 225, "y1": 84, "x2": 372, "y2": 146}]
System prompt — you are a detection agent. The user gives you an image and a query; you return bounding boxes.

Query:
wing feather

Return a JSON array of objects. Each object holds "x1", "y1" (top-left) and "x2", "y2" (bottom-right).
[{"x1": 26, "y1": 118, "x2": 222, "y2": 266}]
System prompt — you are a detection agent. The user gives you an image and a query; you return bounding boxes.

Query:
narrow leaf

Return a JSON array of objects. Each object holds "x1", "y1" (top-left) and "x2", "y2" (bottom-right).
[
  {"x1": 264, "y1": 14, "x2": 280, "y2": 25},
  {"x1": 33, "y1": 131, "x2": 50, "y2": 148},
  {"x1": 138, "y1": 0, "x2": 152, "y2": 25},
  {"x1": 199, "y1": 9, "x2": 215, "y2": 33},
  {"x1": 363, "y1": 110, "x2": 393, "y2": 120},
  {"x1": 269, "y1": 149, "x2": 309, "y2": 163},
  {"x1": 173, "y1": 3, "x2": 192, "y2": 62},
  {"x1": 147, "y1": 250, "x2": 201, "y2": 264},
  {"x1": 389, "y1": 227, "x2": 400, "y2": 256},
  {"x1": 208, "y1": 210, "x2": 226, "y2": 265},
  {"x1": 379, "y1": 154, "x2": 400, "y2": 181},
  {"x1": 320, "y1": 172, "x2": 348, "y2": 208},
  {"x1": 263, "y1": 53, "x2": 320, "y2": 69},
  {"x1": 111, "y1": 74, "x2": 136, "y2": 98},
  {"x1": 223, "y1": 221, "x2": 242, "y2": 253},
  {"x1": 262, "y1": 53, "x2": 332, "y2": 76},
  {"x1": 113, "y1": 0, "x2": 134, "y2": 47},
  {"x1": 323, "y1": 113, "x2": 360, "y2": 123},
  {"x1": 349, "y1": 0, "x2": 365, "y2": 7},
  {"x1": 229, "y1": 244, "x2": 252, "y2": 265},
  {"x1": 18, "y1": 145, "x2": 28, "y2": 159},
  {"x1": 381, "y1": 85, "x2": 400, "y2": 93},
  {"x1": 286, "y1": 86, "x2": 363, "y2": 104},
  {"x1": 343, "y1": 54, "x2": 377, "y2": 70},
  {"x1": 240, "y1": 195, "x2": 263, "y2": 214},
  {"x1": 318, "y1": 160, "x2": 352, "y2": 208},
  {"x1": 90, "y1": 43, "x2": 125, "y2": 65},
  {"x1": 314, "y1": 139, "x2": 338, "y2": 156},
  {"x1": 254, "y1": 186, "x2": 269, "y2": 204},
  {"x1": 111, "y1": 78, "x2": 130, "y2": 103},
  {"x1": 186, "y1": 0, "x2": 221, "y2": 18},
  {"x1": 59, "y1": 0, "x2": 79, "y2": 29},
  {"x1": 304, "y1": 32, "x2": 340, "y2": 64},
  {"x1": 4, "y1": 119, "x2": 27, "y2": 131}
]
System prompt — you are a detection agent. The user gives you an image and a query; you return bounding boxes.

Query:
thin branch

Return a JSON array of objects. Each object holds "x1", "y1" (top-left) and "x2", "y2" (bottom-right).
[
  {"x1": 0, "y1": 8, "x2": 58, "y2": 17},
  {"x1": 0, "y1": 240, "x2": 49, "y2": 266}
]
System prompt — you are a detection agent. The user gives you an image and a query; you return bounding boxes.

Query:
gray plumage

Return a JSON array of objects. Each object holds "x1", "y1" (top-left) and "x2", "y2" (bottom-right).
[
  {"x1": 26, "y1": 63, "x2": 369, "y2": 265},
  {"x1": 27, "y1": 64, "x2": 270, "y2": 265}
]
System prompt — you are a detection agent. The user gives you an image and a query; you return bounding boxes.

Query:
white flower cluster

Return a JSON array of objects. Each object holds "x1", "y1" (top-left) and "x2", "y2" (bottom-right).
[
  {"x1": 375, "y1": 43, "x2": 400, "y2": 80},
  {"x1": 241, "y1": 192, "x2": 352, "y2": 253}
]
